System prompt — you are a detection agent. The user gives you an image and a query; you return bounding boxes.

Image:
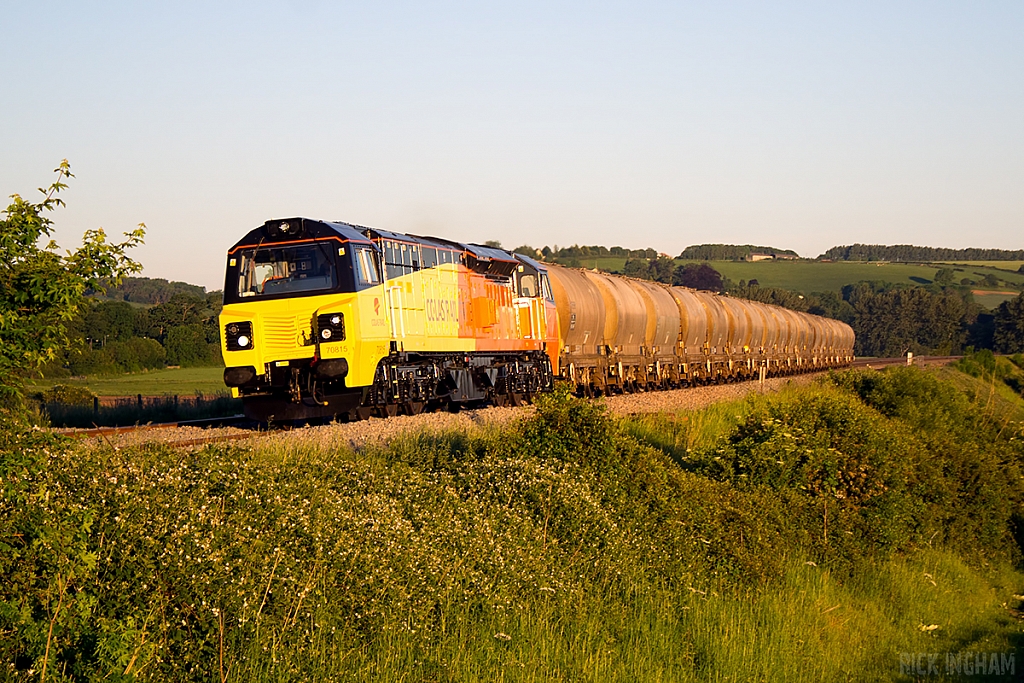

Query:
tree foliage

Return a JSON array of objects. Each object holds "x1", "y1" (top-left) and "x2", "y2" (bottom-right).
[
  {"x1": 0, "y1": 162, "x2": 144, "y2": 402},
  {"x1": 820, "y1": 244, "x2": 1024, "y2": 262},
  {"x1": 622, "y1": 256, "x2": 675, "y2": 283},
  {"x1": 677, "y1": 244, "x2": 799, "y2": 260},
  {"x1": 992, "y1": 294, "x2": 1024, "y2": 354},
  {"x1": 99, "y1": 276, "x2": 207, "y2": 304},
  {"x1": 672, "y1": 263, "x2": 725, "y2": 292}
]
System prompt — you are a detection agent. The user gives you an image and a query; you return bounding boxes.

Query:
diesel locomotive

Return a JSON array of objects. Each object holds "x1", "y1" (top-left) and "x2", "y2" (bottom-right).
[{"x1": 219, "y1": 217, "x2": 855, "y2": 421}]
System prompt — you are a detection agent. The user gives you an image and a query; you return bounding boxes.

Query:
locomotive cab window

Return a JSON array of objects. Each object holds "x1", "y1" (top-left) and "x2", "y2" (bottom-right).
[{"x1": 235, "y1": 242, "x2": 340, "y2": 298}]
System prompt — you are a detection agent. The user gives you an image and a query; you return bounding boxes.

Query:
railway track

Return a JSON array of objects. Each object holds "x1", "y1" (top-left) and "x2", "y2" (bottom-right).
[{"x1": 57, "y1": 356, "x2": 960, "y2": 448}]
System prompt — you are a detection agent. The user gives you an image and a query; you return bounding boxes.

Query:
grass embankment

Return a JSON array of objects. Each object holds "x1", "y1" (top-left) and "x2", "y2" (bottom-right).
[{"x1": 3, "y1": 367, "x2": 1023, "y2": 681}]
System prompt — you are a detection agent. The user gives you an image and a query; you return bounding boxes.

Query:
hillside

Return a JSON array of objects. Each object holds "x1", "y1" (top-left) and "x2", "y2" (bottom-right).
[{"x1": 95, "y1": 276, "x2": 215, "y2": 305}]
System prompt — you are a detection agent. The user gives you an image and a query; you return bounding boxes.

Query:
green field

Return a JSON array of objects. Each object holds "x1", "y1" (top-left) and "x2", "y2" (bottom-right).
[
  {"x1": 936, "y1": 260, "x2": 1024, "y2": 272},
  {"x1": 27, "y1": 366, "x2": 226, "y2": 396},
  {"x1": 972, "y1": 291, "x2": 1020, "y2": 308}
]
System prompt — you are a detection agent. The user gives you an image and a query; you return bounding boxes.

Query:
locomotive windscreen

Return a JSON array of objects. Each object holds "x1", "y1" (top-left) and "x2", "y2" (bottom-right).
[{"x1": 236, "y1": 243, "x2": 338, "y2": 298}]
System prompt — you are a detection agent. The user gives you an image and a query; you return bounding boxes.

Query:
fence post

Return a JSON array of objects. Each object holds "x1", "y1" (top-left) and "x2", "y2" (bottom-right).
[
  {"x1": 94, "y1": 396, "x2": 99, "y2": 415},
  {"x1": 137, "y1": 393, "x2": 143, "y2": 410}
]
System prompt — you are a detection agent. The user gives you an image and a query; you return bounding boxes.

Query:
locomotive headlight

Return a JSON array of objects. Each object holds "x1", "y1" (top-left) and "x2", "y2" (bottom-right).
[
  {"x1": 316, "y1": 312, "x2": 345, "y2": 343},
  {"x1": 225, "y1": 321, "x2": 254, "y2": 351}
]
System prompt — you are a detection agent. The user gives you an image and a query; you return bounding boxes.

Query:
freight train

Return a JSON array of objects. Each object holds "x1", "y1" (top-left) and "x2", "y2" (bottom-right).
[{"x1": 219, "y1": 218, "x2": 855, "y2": 421}]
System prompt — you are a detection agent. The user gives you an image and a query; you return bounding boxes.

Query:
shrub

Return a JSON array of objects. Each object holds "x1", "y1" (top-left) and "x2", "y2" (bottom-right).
[{"x1": 37, "y1": 383, "x2": 96, "y2": 406}]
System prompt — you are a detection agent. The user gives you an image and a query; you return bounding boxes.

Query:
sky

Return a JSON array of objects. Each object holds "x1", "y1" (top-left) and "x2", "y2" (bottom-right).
[{"x1": 2, "y1": 1, "x2": 1022, "y2": 291}]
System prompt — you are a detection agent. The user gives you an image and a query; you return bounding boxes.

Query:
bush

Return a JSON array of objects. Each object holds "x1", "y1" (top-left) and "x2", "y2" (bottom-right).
[
  {"x1": 67, "y1": 347, "x2": 118, "y2": 376},
  {"x1": 36, "y1": 383, "x2": 96, "y2": 406}
]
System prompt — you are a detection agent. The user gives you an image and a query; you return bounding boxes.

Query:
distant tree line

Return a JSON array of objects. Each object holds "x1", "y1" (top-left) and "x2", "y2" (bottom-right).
[
  {"x1": 512, "y1": 244, "x2": 660, "y2": 264},
  {"x1": 40, "y1": 285, "x2": 223, "y2": 377},
  {"x1": 677, "y1": 244, "x2": 799, "y2": 261},
  {"x1": 93, "y1": 276, "x2": 208, "y2": 304},
  {"x1": 820, "y1": 244, "x2": 1024, "y2": 262}
]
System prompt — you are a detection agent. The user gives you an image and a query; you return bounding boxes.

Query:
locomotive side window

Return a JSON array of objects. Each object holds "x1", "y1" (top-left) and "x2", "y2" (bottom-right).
[
  {"x1": 421, "y1": 247, "x2": 437, "y2": 268},
  {"x1": 540, "y1": 273, "x2": 555, "y2": 302},
  {"x1": 384, "y1": 241, "x2": 405, "y2": 280},
  {"x1": 519, "y1": 274, "x2": 538, "y2": 297},
  {"x1": 236, "y1": 243, "x2": 338, "y2": 298},
  {"x1": 355, "y1": 247, "x2": 382, "y2": 286}
]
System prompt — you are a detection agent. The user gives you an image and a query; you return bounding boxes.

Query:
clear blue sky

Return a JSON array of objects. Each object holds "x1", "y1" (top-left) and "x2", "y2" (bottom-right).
[{"x1": 3, "y1": 1, "x2": 1022, "y2": 290}]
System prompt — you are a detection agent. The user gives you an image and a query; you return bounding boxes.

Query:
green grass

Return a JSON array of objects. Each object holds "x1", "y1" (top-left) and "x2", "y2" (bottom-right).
[
  {"x1": 26, "y1": 365, "x2": 226, "y2": 396},
  {"x1": 5, "y1": 369, "x2": 1024, "y2": 681},
  {"x1": 972, "y1": 292, "x2": 1019, "y2": 308},
  {"x1": 934, "y1": 260, "x2": 1024, "y2": 272}
]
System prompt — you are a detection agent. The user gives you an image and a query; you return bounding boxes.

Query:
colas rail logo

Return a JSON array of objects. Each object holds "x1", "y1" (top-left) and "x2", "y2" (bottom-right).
[
  {"x1": 374, "y1": 297, "x2": 380, "y2": 315},
  {"x1": 426, "y1": 297, "x2": 459, "y2": 322}
]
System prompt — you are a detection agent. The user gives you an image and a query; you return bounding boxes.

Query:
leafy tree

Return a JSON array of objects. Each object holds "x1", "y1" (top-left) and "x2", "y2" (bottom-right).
[
  {"x1": 934, "y1": 268, "x2": 956, "y2": 286},
  {"x1": 164, "y1": 324, "x2": 217, "y2": 366},
  {"x1": 0, "y1": 162, "x2": 144, "y2": 403},
  {"x1": 992, "y1": 294, "x2": 1024, "y2": 353},
  {"x1": 673, "y1": 263, "x2": 724, "y2": 292},
  {"x1": 622, "y1": 258, "x2": 650, "y2": 279},
  {"x1": 844, "y1": 284, "x2": 972, "y2": 356},
  {"x1": 649, "y1": 256, "x2": 675, "y2": 284},
  {"x1": 143, "y1": 293, "x2": 209, "y2": 343},
  {"x1": 81, "y1": 300, "x2": 142, "y2": 347}
]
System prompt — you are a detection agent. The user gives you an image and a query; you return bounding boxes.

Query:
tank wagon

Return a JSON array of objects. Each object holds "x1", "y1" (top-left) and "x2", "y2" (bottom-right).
[{"x1": 219, "y1": 217, "x2": 854, "y2": 420}]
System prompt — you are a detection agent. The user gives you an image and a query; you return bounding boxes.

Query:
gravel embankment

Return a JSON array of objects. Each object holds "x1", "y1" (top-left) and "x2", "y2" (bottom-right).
[{"x1": 77, "y1": 373, "x2": 825, "y2": 452}]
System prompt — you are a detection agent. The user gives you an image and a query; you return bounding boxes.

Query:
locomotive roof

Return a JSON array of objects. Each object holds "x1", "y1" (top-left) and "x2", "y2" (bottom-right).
[
  {"x1": 232, "y1": 218, "x2": 524, "y2": 272},
  {"x1": 512, "y1": 252, "x2": 548, "y2": 272},
  {"x1": 229, "y1": 218, "x2": 372, "y2": 250}
]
